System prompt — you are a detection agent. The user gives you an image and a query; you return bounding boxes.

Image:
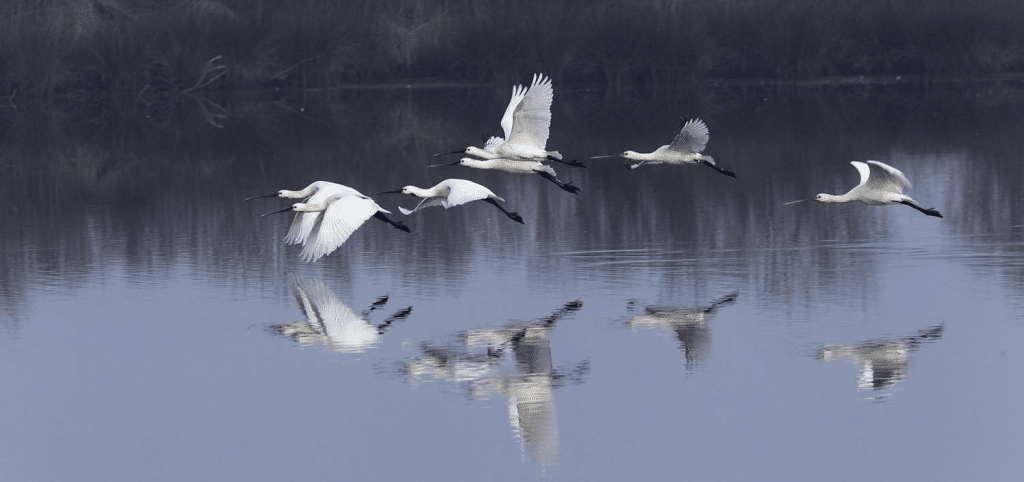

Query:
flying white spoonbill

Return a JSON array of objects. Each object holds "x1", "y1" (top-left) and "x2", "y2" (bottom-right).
[
  {"x1": 784, "y1": 160, "x2": 943, "y2": 218},
  {"x1": 248, "y1": 181, "x2": 411, "y2": 262},
  {"x1": 429, "y1": 157, "x2": 581, "y2": 194},
  {"x1": 591, "y1": 117, "x2": 735, "y2": 178},
  {"x1": 376, "y1": 179, "x2": 524, "y2": 224},
  {"x1": 434, "y1": 73, "x2": 585, "y2": 168}
]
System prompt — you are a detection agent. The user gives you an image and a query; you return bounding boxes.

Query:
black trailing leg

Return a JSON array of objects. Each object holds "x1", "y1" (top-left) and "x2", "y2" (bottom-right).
[
  {"x1": 900, "y1": 200, "x2": 943, "y2": 218},
  {"x1": 536, "y1": 171, "x2": 581, "y2": 194},
  {"x1": 373, "y1": 211, "x2": 412, "y2": 232},
  {"x1": 701, "y1": 160, "x2": 737, "y2": 179},
  {"x1": 548, "y1": 155, "x2": 587, "y2": 168},
  {"x1": 484, "y1": 198, "x2": 525, "y2": 224}
]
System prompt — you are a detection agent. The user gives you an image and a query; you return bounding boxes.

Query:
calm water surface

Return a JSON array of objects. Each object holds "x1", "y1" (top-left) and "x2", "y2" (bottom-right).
[{"x1": 2, "y1": 84, "x2": 1023, "y2": 480}]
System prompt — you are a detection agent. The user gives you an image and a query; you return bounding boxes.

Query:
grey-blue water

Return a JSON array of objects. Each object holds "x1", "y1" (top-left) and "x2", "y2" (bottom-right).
[{"x1": 2, "y1": 83, "x2": 1022, "y2": 480}]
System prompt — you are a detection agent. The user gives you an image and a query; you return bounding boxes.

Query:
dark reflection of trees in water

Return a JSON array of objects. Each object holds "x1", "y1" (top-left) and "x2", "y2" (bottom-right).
[{"x1": 2, "y1": 82, "x2": 1023, "y2": 327}]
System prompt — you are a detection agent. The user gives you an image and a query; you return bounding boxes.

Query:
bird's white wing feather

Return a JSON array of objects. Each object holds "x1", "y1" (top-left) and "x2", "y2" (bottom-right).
[
  {"x1": 284, "y1": 212, "x2": 318, "y2": 245},
  {"x1": 864, "y1": 160, "x2": 911, "y2": 194},
  {"x1": 668, "y1": 118, "x2": 710, "y2": 154},
  {"x1": 300, "y1": 196, "x2": 379, "y2": 262},
  {"x1": 441, "y1": 179, "x2": 498, "y2": 208},
  {"x1": 500, "y1": 83, "x2": 528, "y2": 140},
  {"x1": 284, "y1": 183, "x2": 355, "y2": 245},
  {"x1": 400, "y1": 196, "x2": 446, "y2": 215},
  {"x1": 850, "y1": 161, "x2": 872, "y2": 188},
  {"x1": 506, "y1": 73, "x2": 553, "y2": 151},
  {"x1": 483, "y1": 136, "x2": 505, "y2": 153}
]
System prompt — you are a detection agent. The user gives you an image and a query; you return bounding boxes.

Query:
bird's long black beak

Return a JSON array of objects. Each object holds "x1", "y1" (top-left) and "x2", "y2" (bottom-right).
[
  {"x1": 370, "y1": 189, "x2": 404, "y2": 196},
  {"x1": 260, "y1": 206, "x2": 294, "y2": 217},
  {"x1": 432, "y1": 149, "x2": 464, "y2": 157},
  {"x1": 783, "y1": 198, "x2": 812, "y2": 206},
  {"x1": 244, "y1": 193, "x2": 279, "y2": 201},
  {"x1": 427, "y1": 160, "x2": 460, "y2": 168},
  {"x1": 590, "y1": 154, "x2": 621, "y2": 159}
]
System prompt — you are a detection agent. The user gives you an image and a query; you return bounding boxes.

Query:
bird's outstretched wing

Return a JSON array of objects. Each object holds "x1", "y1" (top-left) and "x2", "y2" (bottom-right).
[
  {"x1": 300, "y1": 196, "x2": 380, "y2": 262},
  {"x1": 860, "y1": 160, "x2": 911, "y2": 195},
  {"x1": 506, "y1": 73, "x2": 553, "y2": 151},
  {"x1": 668, "y1": 117, "x2": 710, "y2": 154},
  {"x1": 500, "y1": 83, "x2": 529, "y2": 140},
  {"x1": 442, "y1": 179, "x2": 500, "y2": 208}
]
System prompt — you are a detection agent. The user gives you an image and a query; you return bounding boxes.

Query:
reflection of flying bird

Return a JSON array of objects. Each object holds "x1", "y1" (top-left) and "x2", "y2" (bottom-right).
[
  {"x1": 434, "y1": 73, "x2": 583, "y2": 167},
  {"x1": 429, "y1": 158, "x2": 581, "y2": 195},
  {"x1": 785, "y1": 160, "x2": 943, "y2": 217},
  {"x1": 273, "y1": 276, "x2": 412, "y2": 353},
  {"x1": 404, "y1": 300, "x2": 585, "y2": 470},
  {"x1": 248, "y1": 181, "x2": 411, "y2": 262},
  {"x1": 591, "y1": 117, "x2": 736, "y2": 177},
  {"x1": 376, "y1": 178, "x2": 524, "y2": 224},
  {"x1": 818, "y1": 325, "x2": 944, "y2": 397},
  {"x1": 627, "y1": 292, "x2": 738, "y2": 368}
]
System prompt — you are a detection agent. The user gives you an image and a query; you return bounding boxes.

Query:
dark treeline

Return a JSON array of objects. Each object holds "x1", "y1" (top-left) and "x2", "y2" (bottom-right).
[{"x1": 2, "y1": 0, "x2": 1024, "y2": 103}]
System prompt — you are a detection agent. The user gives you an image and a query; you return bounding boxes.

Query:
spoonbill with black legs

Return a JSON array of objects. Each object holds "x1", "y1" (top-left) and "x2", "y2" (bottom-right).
[
  {"x1": 434, "y1": 73, "x2": 585, "y2": 168},
  {"x1": 784, "y1": 160, "x2": 943, "y2": 218},
  {"x1": 591, "y1": 117, "x2": 735, "y2": 177},
  {"x1": 376, "y1": 179, "x2": 525, "y2": 224},
  {"x1": 249, "y1": 181, "x2": 410, "y2": 262}
]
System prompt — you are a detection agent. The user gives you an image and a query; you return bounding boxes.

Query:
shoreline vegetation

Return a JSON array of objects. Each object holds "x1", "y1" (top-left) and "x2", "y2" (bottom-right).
[{"x1": 2, "y1": 0, "x2": 1024, "y2": 103}]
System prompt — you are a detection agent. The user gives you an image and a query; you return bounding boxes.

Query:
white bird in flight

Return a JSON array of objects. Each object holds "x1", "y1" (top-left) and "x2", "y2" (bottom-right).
[
  {"x1": 591, "y1": 117, "x2": 735, "y2": 178},
  {"x1": 376, "y1": 178, "x2": 524, "y2": 224},
  {"x1": 435, "y1": 73, "x2": 585, "y2": 168},
  {"x1": 429, "y1": 157, "x2": 581, "y2": 194},
  {"x1": 248, "y1": 181, "x2": 411, "y2": 262},
  {"x1": 784, "y1": 160, "x2": 943, "y2": 218}
]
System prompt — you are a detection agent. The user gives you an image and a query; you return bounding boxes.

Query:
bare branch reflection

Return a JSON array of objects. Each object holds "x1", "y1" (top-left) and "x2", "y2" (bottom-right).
[
  {"x1": 817, "y1": 325, "x2": 944, "y2": 402},
  {"x1": 272, "y1": 276, "x2": 412, "y2": 353},
  {"x1": 404, "y1": 300, "x2": 586, "y2": 470},
  {"x1": 626, "y1": 292, "x2": 738, "y2": 369}
]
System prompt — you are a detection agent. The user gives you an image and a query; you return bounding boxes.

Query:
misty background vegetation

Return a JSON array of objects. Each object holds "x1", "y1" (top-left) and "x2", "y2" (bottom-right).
[{"x1": 2, "y1": 0, "x2": 1024, "y2": 102}]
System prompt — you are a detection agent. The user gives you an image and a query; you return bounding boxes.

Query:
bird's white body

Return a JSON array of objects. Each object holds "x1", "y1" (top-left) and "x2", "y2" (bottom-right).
[
  {"x1": 398, "y1": 179, "x2": 503, "y2": 213},
  {"x1": 457, "y1": 157, "x2": 557, "y2": 177},
  {"x1": 792, "y1": 160, "x2": 943, "y2": 217},
  {"x1": 395, "y1": 178, "x2": 523, "y2": 223},
  {"x1": 465, "y1": 73, "x2": 561, "y2": 161},
  {"x1": 816, "y1": 160, "x2": 913, "y2": 206},
  {"x1": 622, "y1": 117, "x2": 714, "y2": 168},
  {"x1": 269, "y1": 181, "x2": 400, "y2": 262},
  {"x1": 593, "y1": 117, "x2": 734, "y2": 177},
  {"x1": 445, "y1": 157, "x2": 580, "y2": 194}
]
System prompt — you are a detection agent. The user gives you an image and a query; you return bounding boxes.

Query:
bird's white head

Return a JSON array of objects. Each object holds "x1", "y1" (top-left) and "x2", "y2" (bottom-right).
[
  {"x1": 621, "y1": 150, "x2": 640, "y2": 159},
  {"x1": 814, "y1": 193, "x2": 842, "y2": 203}
]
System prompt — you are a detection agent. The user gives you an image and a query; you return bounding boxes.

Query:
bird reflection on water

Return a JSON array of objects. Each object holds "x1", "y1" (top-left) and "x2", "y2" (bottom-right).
[
  {"x1": 626, "y1": 292, "x2": 738, "y2": 370},
  {"x1": 404, "y1": 300, "x2": 587, "y2": 470},
  {"x1": 817, "y1": 325, "x2": 944, "y2": 402},
  {"x1": 272, "y1": 276, "x2": 413, "y2": 353}
]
